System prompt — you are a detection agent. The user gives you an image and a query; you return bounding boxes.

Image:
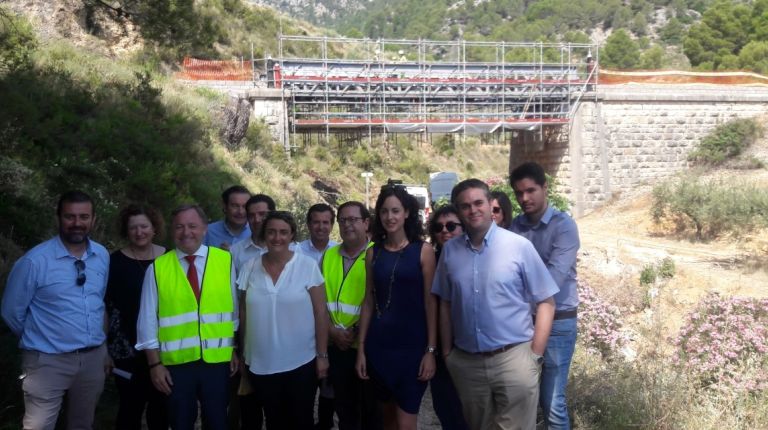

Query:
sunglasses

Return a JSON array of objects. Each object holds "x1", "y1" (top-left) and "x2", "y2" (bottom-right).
[
  {"x1": 74, "y1": 260, "x2": 86, "y2": 287},
  {"x1": 431, "y1": 221, "x2": 463, "y2": 234},
  {"x1": 492, "y1": 206, "x2": 502, "y2": 214}
]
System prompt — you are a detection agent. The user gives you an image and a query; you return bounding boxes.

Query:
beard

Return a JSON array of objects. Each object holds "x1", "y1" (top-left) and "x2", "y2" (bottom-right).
[{"x1": 60, "y1": 229, "x2": 88, "y2": 245}]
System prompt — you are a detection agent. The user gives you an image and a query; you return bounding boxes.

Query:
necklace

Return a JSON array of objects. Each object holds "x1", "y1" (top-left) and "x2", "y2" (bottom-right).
[
  {"x1": 371, "y1": 240, "x2": 409, "y2": 318},
  {"x1": 128, "y1": 244, "x2": 155, "y2": 261}
]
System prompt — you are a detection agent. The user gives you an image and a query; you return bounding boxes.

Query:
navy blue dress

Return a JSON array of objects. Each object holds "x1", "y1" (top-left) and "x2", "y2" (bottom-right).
[{"x1": 365, "y1": 241, "x2": 428, "y2": 414}]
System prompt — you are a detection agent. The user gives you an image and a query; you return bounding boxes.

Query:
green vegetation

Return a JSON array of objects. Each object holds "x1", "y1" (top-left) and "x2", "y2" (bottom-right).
[
  {"x1": 683, "y1": 0, "x2": 768, "y2": 73},
  {"x1": 688, "y1": 118, "x2": 764, "y2": 165},
  {"x1": 651, "y1": 176, "x2": 768, "y2": 239},
  {"x1": 640, "y1": 264, "x2": 658, "y2": 286}
]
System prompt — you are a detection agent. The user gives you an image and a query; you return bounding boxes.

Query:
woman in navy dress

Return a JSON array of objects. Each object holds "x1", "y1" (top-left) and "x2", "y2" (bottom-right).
[{"x1": 356, "y1": 184, "x2": 437, "y2": 430}]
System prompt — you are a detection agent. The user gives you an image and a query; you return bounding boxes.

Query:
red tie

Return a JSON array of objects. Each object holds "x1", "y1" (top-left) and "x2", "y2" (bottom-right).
[{"x1": 184, "y1": 255, "x2": 201, "y2": 303}]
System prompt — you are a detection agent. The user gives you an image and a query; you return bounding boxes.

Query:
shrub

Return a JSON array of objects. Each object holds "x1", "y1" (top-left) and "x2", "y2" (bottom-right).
[
  {"x1": 578, "y1": 280, "x2": 630, "y2": 359},
  {"x1": 657, "y1": 257, "x2": 676, "y2": 279},
  {"x1": 639, "y1": 264, "x2": 657, "y2": 285},
  {"x1": 688, "y1": 118, "x2": 763, "y2": 165},
  {"x1": 672, "y1": 293, "x2": 768, "y2": 392},
  {"x1": 651, "y1": 176, "x2": 768, "y2": 239}
]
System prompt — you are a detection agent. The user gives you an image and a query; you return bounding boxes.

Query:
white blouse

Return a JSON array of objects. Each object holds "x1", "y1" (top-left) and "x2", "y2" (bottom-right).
[{"x1": 237, "y1": 252, "x2": 324, "y2": 375}]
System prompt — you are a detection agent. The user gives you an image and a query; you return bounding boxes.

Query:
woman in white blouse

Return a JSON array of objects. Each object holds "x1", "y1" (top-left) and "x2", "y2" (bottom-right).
[{"x1": 237, "y1": 211, "x2": 330, "y2": 429}]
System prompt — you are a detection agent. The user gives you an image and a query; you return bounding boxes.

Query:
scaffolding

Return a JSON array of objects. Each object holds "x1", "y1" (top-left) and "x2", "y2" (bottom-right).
[{"x1": 268, "y1": 35, "x2": 598, "y2": 143}]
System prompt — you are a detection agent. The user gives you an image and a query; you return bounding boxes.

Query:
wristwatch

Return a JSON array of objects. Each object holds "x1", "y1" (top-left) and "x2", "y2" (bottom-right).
[{"x1": 425, "y1": 346, "x2": 437, "y2": 355}]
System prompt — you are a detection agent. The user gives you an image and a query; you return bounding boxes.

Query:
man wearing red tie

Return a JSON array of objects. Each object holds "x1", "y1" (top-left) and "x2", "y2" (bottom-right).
[{"x1": 136, "y1": 205, "x2": 239, "y2": 430}]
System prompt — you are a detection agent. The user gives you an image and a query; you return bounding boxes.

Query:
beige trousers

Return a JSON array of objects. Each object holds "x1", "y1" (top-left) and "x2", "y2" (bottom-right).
[
  {"x1": 445, "y1": 341, "x2": 542, "y2": 430},
  {"x1": 21, "y1": 344, "x2": 107, "y2": 430}
]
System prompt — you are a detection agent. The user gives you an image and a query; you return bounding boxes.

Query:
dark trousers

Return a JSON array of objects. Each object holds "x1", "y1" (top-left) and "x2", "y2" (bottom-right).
[
  {"x1": 114, "y1": 357, "x2": 168, "y2": 430},
  {"x1": 328, "y1": 346, "x2": 382, "y2": 430},
  {"x1": 226, "y1": 373, "x2": 264, "y2": 430},
  {"x1": 167, "y1": 361, "x2": 230, "y2": 430},
  {"x1": 430, "y1": 354, "x2": 469, "y2": 430},
  {"x1": 249, "y1": 359, "x2": 317, "y2": 430}
]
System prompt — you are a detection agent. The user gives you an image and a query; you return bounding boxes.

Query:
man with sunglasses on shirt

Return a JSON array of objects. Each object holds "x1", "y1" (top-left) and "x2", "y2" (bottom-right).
[
  {"x1": 510, "y1": 162, "x2": 580, "y2": 430},
  {"x1": 2, "y1": 190, "x2": 111, "y2": 429},
  {"x1": 320, "y1": 201, "x2": 382, "y2": 430}
]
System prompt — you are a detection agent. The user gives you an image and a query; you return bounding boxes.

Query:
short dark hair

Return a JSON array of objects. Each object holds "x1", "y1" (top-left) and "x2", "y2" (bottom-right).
[
  {"x1": 306, "y1": 203, "x2": 335, "y2": 224},
  {"x1": 490, "y1": 191, "x2": 514, "y2": 229},
  {"x1": 510, "y1": 161, "x2": 547, "y2": 187},
  {"x1": 259, "y1": 211, "x2": 297, "y2": 241},
  {"x1": 171, "y1": 204, "x2": 208, "y2": 225},
  {"x1": 57, "y1": 190, "x2": 94, "y2": 217},
  {"x1": 337, "y1": 201, "x2": 370, "y2": 221},
  {"x1": 371, "y1": 185, "x2": 423, "y2": 243},
  {"x1": 450, "y1": 179, "x2": 491, "y2": 204},
  {"x1": 246, "y1": 194, "x2": 276, "y2": 212},
  {"x1": 221, "y1": 185, "x2": 251, "y2": 205},
  {"x1": 117, "y1": 204, "x2": 165, "y2": 240},
  {"x1": 428, "y1": 205, "x2": 461, "y2": 247}
]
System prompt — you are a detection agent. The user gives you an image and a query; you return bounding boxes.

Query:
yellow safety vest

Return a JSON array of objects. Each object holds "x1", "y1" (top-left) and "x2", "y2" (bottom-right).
[
  {"x1": 322, "y1": 243, "x2": 371, "y2": 329},
  {"x1": 154, "y1": 247, "x2": 235, "y2": 365}
]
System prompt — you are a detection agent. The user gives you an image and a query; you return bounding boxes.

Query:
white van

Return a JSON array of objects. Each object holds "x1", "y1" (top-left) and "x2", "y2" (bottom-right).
[{"x1": 429, "y1": 172, "x2": 459, "y2": 206}]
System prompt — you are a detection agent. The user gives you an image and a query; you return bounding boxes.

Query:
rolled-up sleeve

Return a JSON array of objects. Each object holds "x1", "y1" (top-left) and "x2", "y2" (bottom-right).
[
  {"x1": 135, "y1": 263, "x2": 159, "y2": 350},
  {"x1": 1, "y1": 257, "x2": 37, "y2": 337}
]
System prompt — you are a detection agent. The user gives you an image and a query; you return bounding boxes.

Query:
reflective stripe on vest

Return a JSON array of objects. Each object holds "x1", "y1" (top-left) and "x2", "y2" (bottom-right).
[
  {"x1": 322, "y1": 243, "x2": 370, "y2": 329},
  {"x1": 155, "y1": 247, "x2": 235, "y2": 365}
]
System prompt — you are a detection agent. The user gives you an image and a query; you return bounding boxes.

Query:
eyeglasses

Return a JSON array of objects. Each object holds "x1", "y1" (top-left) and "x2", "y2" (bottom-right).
[
  {"x1": 431, "y1": 221, "x2": 463, "y2": 234},
  {"x1": 74, "y1": 260, "x2": 86, "y2": 287},
  {"x1": 338, "y1": 216, "x2": 364, "y2": 225},
  {"x1": 492, "y1": 207, "x2": 502, "y2": 214}
]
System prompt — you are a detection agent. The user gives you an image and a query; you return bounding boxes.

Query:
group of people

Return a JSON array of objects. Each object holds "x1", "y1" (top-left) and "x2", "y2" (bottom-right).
[{"x1": 1, "y1": 161, "x2": 580, "y2": 430}]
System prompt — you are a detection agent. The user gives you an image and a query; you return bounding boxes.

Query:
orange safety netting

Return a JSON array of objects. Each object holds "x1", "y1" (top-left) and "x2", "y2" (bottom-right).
[
  {"x1": 599, "y1": 69, "x2": 768, "y2": 85},
  {"x1": 176, "y1": 57, "x2": 253, "y2": 81}
]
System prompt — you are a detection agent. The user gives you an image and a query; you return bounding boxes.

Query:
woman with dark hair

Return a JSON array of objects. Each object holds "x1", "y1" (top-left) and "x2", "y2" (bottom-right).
[
  {"x1": 426, "y1": 206, "x2": 469, "y2": 430},
  {"x1": 107, "y1": 204, "x2": 168, "y2": 430},
  {"x1": 355, "y1": 186, "x2": 438, "y2": 430},
  {"x1": 490, "y1": 190, "x2": 514, "y2": 229},
  {"x1": 428, "y1": 205, "x2": 464, "y2": 260},
  {"x1": 237, "y1": 211, "x2": 330, "y2": 430}
]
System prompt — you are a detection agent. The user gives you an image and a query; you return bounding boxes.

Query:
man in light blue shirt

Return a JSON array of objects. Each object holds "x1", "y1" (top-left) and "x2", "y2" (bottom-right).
[
  {"x1": 432, "y1": 179, "x2": 558, "y2": 430},
  {"x1": 204, "y1": 185, "x2": 252, "y2": 250},
  {"x1": 510, "y1": 162, "x2": 580, "y2": 430},
  {"x1": 296, "y1": 203, "x2": 338, "y2": 264},
  {"x1": 2, "y1": 190, "x2": 110, "y2": 429}
]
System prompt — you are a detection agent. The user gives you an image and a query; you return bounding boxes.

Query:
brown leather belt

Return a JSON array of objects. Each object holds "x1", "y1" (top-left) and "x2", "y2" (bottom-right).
[
  {"x1": 69, "y1": 344, "x2": 101, "y2": 354},
  {"x1": 475, "y1": 342, "x2": 524, "y2": 357}
]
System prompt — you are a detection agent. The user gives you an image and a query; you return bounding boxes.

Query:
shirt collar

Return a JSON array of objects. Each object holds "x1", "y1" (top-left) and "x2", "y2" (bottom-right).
[
  {"x1": 339, "y1": 241, "x2": 370, "y2": 259},
  {"x1": 175, "y1": 244, "x2": 208, "y2": 260},
  {"x1": 245, "y1": 237, "x2": 266, "y2": 251},
  {"x1": 53, "y1": 235, "x2": 95, "y2": 260},
  {"x1": 463, "y1": 221, "x2": 496, "y2": 250},
  {"x1": 520, "y1": 203, "x2": 555, "y2": 227}
]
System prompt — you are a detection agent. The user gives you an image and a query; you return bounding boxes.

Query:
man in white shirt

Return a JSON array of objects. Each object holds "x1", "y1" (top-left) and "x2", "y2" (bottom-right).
[
  {"x1": 136, "y1": 204, "x2": 239, "y2": 430},
  {"x1": 295, "y1": 203, "x2": 337, "y2": 429},
  {"x1": 296, "y1": 203, "x2": 338, "y2": 264},
  {"x1": 230, "y1": 194, "x2": 277, "y2": 272}
]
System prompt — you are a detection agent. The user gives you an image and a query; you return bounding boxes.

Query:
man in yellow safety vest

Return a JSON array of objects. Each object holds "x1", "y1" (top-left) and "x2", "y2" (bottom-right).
[
  {"x1": 321, "y1": 201, "x2": 381, "y2": 430},
  {"x1": 136, "y1": 204, "x2": 239, "y2": 430}
]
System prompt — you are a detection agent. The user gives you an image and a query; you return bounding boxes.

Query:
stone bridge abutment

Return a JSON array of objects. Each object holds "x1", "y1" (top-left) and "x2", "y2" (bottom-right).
[{"x1": 510, "y1": 85, "x2": 768, "y2": 218}]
